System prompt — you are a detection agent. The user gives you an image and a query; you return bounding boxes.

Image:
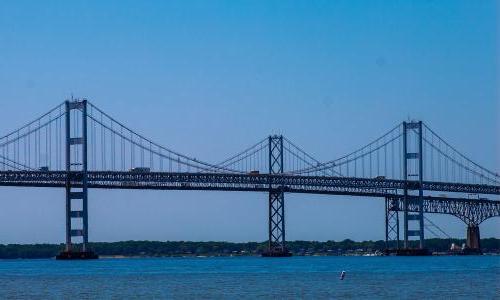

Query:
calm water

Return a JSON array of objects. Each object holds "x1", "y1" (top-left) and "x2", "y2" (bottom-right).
[{"x1": 0, "y1": 256, "x2": 499, "y2": 299}]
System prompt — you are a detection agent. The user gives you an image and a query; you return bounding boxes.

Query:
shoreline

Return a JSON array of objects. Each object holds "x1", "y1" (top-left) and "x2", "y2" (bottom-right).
[
  {"x1": 1, "y1": 252, "x2": 499, "y2": 260},
  {"x1": 1, "y1": 238, "x2": 499, "y2": 260}
]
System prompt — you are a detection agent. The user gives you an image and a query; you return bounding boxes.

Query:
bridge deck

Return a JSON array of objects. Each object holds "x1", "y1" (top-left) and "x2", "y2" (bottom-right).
[{"x1": 0, "y1": 171, "x2": 498, "y2": 196}]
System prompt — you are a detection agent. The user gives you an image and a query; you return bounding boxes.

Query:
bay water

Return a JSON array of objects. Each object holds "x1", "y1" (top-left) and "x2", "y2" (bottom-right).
[{"x1": 1, "y1": 256, "x2": 498, "y2": 299}]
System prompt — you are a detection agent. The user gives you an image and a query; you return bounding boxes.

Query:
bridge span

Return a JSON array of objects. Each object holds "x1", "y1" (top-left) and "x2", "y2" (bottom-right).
[
  {"x1": 1, "y1": 171, "x2": 499, "y2": 195},
  {"x1": 1, "y1": 99, "x2": 499, "y2": 258}
]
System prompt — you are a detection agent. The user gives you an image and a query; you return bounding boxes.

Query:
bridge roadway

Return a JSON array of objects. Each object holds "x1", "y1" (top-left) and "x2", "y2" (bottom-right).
[{"x1": 0, "y1": 171, "x2": 499, "y2": 195}]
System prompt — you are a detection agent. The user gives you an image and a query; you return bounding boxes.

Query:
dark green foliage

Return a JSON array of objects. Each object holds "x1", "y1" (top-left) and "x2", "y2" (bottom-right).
[{"x1": 0, "y1": 238, "x2": 498, "y2": 259}]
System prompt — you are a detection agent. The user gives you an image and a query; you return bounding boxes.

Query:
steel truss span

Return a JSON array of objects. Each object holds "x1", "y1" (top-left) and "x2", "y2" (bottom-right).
[
  {"x1": 386, "y1": 195, "x2": 500, "y2": 226},
  {"x1": 1, "y1": 99, "x2": 499, "y2": 257}
]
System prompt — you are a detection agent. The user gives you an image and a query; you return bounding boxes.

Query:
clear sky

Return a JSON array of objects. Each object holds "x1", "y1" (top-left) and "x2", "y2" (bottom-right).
[{"x1": 0, "y1": 0, "x2": 498, "y2": 243}]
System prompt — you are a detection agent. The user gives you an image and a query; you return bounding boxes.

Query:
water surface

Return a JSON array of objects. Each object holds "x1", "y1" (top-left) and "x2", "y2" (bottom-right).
[{"x1": 1, "y1": 256, "x2": 499, "y2": 299}]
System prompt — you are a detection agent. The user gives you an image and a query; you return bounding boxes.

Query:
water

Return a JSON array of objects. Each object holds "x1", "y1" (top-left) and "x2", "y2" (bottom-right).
[{"x1": 1, "y1": 256, "x2": 499, "y2": 299}]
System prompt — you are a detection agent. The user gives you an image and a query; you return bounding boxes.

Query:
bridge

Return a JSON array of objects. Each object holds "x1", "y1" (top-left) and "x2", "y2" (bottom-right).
[{"x1": 1, "y1": 99, "x2": 499, "y2": 258}]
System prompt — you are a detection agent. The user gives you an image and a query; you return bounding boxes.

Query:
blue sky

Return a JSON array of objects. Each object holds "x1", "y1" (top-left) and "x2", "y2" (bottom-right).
[{"x1": 0, "y1": 0, "x2": 498, "y2": 243}]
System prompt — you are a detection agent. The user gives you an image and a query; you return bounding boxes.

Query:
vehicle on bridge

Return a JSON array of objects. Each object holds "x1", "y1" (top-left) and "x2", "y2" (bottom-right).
[{"x1": 129, "y1": 167, "x2": 151, "y2": 173}]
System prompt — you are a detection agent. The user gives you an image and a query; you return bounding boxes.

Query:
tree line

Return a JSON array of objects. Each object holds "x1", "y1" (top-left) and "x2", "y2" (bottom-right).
[{"x1": 0, "y1": 238, "x2": 498, "y2": 259}]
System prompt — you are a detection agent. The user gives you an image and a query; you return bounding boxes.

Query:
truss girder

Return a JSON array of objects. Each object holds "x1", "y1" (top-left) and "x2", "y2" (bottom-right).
[
  {"x1": 387, "y1": 195, "x2": 500, "y2": 225},
  {"x1": 1, "y1": 171, "x2": 498, "y2": 195}
]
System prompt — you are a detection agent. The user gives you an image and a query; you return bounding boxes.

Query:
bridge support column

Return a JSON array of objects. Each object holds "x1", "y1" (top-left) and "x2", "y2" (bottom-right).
[
  {"x1": 466, "y1": 225, "x2": 481, "y2": 253},
  {"x1": 263, "y1": 135, "x2": 290, "y2": 257},
  {"x1": 385, "y1": 197, "x2": 400, "y2": 251},
  {"x1": 265, "y1": 189, "x2": 289, "y2": 256},
  {"x1": 57, "y1": 99, "x2": 97, "y2": 260}
]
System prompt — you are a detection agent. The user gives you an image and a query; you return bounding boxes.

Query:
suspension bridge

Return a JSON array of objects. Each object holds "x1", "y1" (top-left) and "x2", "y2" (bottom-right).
[{"x1": 1, "y1": 99, "x2": 499, "y2": 258}]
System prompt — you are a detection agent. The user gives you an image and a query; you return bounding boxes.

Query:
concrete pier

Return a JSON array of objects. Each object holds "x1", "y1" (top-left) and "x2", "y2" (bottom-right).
[{"x1": 466, "y1": 225, "x2": 481, "y2": 252}]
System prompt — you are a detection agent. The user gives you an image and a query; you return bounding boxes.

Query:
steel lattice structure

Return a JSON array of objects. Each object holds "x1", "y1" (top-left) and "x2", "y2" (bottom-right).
[
  {"x1": 1, "y1": 99, "x2": 499, "y2": 257},
  {"x1": 386, "y1": 195, "x2": 500, "y2": 226},
  {"x1": 267, "y1": 135, "x2": 288, "y2": 256}
]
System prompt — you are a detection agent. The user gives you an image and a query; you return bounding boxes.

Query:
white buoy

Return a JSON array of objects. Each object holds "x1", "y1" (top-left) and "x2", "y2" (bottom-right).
[{"x1": 340, "y1": 270, "x2": 346, "y2": 280}]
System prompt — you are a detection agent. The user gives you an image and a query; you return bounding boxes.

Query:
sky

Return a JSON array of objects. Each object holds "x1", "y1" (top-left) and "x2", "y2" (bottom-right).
[{"x1": 0, "y1": 0, "x2": 498, "y2": 244}]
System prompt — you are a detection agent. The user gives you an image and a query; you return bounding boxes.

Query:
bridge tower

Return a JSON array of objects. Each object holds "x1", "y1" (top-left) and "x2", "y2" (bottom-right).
[
  {"x1": 402, "y1": 121, "x2": 426, "y2": 252},
  {"x1": 263, "y1": 135, "x2": 290, "y2": 257},
  {"x1": 56, "y1": 99, "x2": 97, "y2": 259}
]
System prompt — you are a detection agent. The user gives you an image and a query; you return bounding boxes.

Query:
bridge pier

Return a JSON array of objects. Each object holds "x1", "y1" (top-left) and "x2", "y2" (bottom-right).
[
  {"x1": 465, "y1": 225, "x2": 481, "y2": 253},
  {"x1": 263, "y1": 189, "x2": 290, "y2": 257},
  {"x1": 385, "y1": 197, "x2": 400, "y2": 250}
]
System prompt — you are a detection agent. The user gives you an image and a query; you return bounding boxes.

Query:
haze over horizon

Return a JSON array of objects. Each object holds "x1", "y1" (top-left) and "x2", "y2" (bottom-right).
[{"x1": 0, "y1": 0, "x2": 498, "y2": 244}]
